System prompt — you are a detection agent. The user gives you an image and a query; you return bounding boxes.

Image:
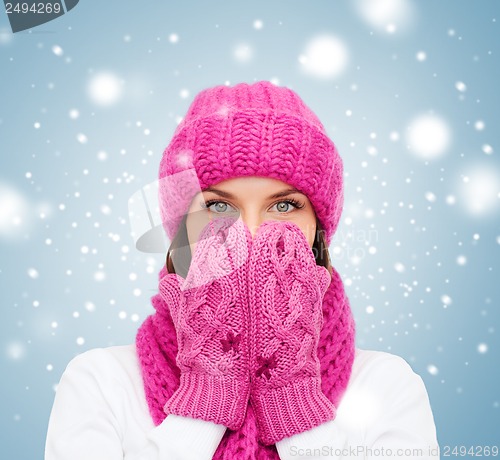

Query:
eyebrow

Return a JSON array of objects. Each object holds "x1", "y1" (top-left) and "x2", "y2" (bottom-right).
[{"x1": 202, "y1": 186, "x2": 304, "y2": 200}]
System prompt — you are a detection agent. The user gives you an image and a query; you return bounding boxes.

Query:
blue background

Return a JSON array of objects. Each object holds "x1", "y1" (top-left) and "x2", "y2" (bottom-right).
[{"x1": 0, "y1": 1, "x2": 499, "y2": 458}]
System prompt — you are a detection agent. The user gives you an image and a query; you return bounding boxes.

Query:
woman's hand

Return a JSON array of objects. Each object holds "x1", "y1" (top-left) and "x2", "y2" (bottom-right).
[
  {"x1": 158, "y1": 216, "x2": 253, "y2": 431},
  {"x1": 247, "y1": 220, "x2": 335, "y2": 446}
]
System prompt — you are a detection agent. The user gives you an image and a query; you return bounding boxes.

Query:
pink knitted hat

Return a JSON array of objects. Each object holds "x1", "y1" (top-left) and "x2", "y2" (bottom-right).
[{"x1": 158, "y1": 80, "x2": 344, "y2": 246}]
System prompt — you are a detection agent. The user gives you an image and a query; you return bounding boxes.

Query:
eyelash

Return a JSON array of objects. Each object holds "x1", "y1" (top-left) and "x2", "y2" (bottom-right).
[{"x1": 202, "y1": 198, "x2": 305, "y2": 213}]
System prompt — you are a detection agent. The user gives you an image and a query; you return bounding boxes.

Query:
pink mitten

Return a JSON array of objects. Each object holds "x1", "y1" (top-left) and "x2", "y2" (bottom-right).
[
  {"x1": 247, "y1": 220, "x2": 335, "y2": 445},
  {"x1": 159, "y1": 217, "x2": 253, "y2": 430}
]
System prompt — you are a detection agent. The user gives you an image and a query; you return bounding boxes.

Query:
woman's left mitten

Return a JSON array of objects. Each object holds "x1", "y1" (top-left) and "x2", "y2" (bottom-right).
[{"x1": 248, "y1": 220, "x2": 335, "y2": 445}]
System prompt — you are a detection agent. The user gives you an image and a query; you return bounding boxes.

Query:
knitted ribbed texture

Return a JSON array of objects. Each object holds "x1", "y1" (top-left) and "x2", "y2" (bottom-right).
[
  {"x1": 158, "y1": 217, "x2": 252, "y2": 431},
  {"x1": 158, "y1": 80, "x2": 343, "y2": 247},
  {"x1": 248, "y1": 220, "x2": 336, "y2": 445}
]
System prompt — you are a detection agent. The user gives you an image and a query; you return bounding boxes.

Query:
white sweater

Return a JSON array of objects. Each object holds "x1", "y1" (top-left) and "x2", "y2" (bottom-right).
[{"x1": 44, "y1": 344, "x2": 440, "y2": 460}]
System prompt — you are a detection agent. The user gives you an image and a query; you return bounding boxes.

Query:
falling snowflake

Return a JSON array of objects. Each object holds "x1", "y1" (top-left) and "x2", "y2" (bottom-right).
[
  {"x1": 406, "y1": 114, "x2": 451, "y2": 160},
  {"x1": 477, "y1": 343, "x2": 488, "y2": 354},
  {"x1": 299, "y1": 34, "x2": 349, "y2": 79},
  {"x1": 427, "y1": 364, "x2": 439, "y2": 376},
  {"x1": 88, "y1": 72, "x2": 123, "y2": 106},
  {"x1": 233, "y1": 43, "x2": 254, "y2": 63},
  {"x1": 52, "y1": 45, "x2": 63, "y2": 56}
]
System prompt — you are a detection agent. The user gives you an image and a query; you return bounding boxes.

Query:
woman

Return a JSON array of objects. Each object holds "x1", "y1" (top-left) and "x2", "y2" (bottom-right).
[{"x1": 45, "y1": 81, "x2": 439, "y2": 459}]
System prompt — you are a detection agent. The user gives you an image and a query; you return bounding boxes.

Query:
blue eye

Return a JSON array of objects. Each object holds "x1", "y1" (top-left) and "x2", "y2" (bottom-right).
[
  {"x1": 201, "y1": 198, "x2": 305, "y2": 214},
  {"x1": 274, "y1": 201, "x2": 292, "y2": 212},
  {"x1": 203, "y1": 200, "x2": 236, "y2": 214},
  {"x1": 272, "y1": 199, "x2": 305, "y2": 213}
]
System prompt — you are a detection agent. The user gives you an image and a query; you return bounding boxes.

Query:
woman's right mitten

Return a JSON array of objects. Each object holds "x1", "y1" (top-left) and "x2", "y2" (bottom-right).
[{"x1": 158, "y1": 217, "x2": 253, "y2": 431}]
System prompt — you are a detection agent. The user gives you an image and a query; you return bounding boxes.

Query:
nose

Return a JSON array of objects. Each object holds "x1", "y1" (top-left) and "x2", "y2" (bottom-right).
[{"x1": 236, "y1": 214, "x2": 263, "y2": 239}]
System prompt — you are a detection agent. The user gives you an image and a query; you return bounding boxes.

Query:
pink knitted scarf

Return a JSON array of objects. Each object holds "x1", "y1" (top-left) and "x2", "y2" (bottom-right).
[{"x1": 136, "y1": 262, "x2": 356, "y2": 459}]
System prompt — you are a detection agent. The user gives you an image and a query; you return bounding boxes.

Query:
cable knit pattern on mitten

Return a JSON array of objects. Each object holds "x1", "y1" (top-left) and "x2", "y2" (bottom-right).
[
  {"x1": 247, "y1": 220, "x2": 337, "y2": 445},
  {"x1": 158, "y1": 217, "x2": 253, "y2": 430}
]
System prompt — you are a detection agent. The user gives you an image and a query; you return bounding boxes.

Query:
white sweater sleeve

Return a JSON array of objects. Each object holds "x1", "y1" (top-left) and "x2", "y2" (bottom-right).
[
  {"x1": 44, "y1": 347, "x2": 439, "y2": 460},
  {"x1": 275, "y1": 352, "x2": 439, "y2": 460},
  {"x1": 44, "y1": 350, "x2": 226, "y2": 460}
]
